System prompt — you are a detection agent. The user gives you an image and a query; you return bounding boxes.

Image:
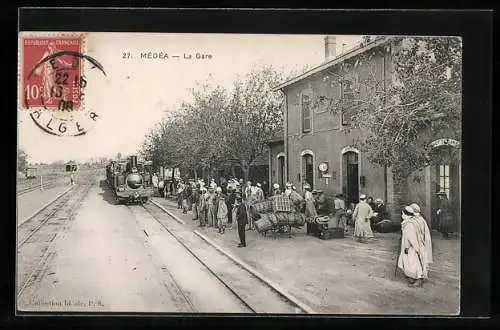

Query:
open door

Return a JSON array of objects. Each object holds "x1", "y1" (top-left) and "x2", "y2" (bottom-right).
[{"x1": 343, "y1": 151, "x2": 359, "y2": 205}]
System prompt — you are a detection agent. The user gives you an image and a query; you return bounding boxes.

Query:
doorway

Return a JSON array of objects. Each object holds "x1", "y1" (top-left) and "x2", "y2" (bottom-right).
[
  {"x1": 277, "y1": 155, "x2": 285, "y2": 190},
  {"x1": 302, "y1": 154, "x2": 314, "y2": 190},
  {"x1": 430, "y1": 161, "x2": 460, "y2": 231},
  {"x1": 342, "y1": 151, "x2": 359, "y2": 205}
]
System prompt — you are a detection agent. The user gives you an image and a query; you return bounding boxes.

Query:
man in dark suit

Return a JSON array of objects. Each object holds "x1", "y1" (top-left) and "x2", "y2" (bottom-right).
[{"x1": 235, "y1": 192, "x2": 247, "y2": 247}]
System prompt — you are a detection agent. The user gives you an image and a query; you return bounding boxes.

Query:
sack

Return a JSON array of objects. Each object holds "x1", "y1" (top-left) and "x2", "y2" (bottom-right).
[
  {"x1": 248, "y1": 205, "x2": 261, "y2": 220},
  {"x1": 253, "y1": 200, "x2": 274, "y2": 213},
  {"x1": 275, "y1": 212, "x2": 295, "y2": 225},
  {"x1": 260, "y1": 213, "x2": 278, "y2": 226},
  {"x1": 294, "y1": 213, "x2": 306, "y2": 226},
  {"x1": 289, "y1": 191, "x2": 304, "y2": 204},
  {"x1": 272, "y1": 195, "x2": 293, "y2": 213},
  {"x1": 255, "y1": 217, "x2": 273, "y2": 233}
]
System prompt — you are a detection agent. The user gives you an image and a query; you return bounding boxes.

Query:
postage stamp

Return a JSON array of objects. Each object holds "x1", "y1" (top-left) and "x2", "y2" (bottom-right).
[
  {"x1": 22, "y1": 36, "x2": 83, "y2": 111},
  {"x1": 19, "y1": 33, "x2": 105, "y2": 136}
]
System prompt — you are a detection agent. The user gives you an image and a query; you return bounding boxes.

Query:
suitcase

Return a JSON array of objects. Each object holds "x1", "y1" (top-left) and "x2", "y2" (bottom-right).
[
  {"x1": 318, "y1": 227, "x2": 345, "y2": 240},
  {"x1": 375, "y1": 219, "x2": 400, "y2": 233},
  {"x1": 307, "y1": 222, "x2": 327, "y2": 236}
]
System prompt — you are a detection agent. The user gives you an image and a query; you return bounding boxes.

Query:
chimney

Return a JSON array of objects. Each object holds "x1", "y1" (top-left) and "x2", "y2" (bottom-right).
[{"x1": 324, "y1": 35, "x2": 337, "y2": 62}]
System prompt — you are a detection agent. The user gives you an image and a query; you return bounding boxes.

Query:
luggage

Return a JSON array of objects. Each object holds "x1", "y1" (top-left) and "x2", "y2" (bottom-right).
[
  {"x1": 253, "y1": 200, "x2": 274, "y2": 213},
  {"x1": 294, "y1": 213, "x2": 306, "y2": 226},
  {"x1": 315, "y1": 216, "x2": 330, "y2": 224},
  {"x1": 272, "y1": 195, "x2": 293, "y2": 213},
  {"x1": 248, "y1": 205, "x2": 262, "y2": 220},
  {"x1": 260, "y1": 213, "x2": 278, "y2": 226},
  {"x1": 375, "y1": 219, "x2": 400, "y2": 233},
  {"x1": 275, "y1": 212, "x2": 295, "y2": 225},
  {"x1": 318, "y1": 227, "x2": 345, "y2": 240},
  {"x1": 255, "y1": 217, "x2": 273, "y2": 232}
]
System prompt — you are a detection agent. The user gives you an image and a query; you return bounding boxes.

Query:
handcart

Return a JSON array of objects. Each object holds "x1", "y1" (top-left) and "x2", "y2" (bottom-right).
[{"x1": 250, "y1": 196, "x2": 306, "y2": 238}]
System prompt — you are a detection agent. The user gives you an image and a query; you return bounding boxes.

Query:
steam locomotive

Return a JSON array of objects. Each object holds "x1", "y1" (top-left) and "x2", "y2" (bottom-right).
[{"x1": 106, "y1": 155, "x2": 154, "y2": 204}]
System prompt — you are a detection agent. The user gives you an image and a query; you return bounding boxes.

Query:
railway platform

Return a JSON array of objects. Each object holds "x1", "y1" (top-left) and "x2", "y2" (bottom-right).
[{"x1": 151, "y1": 197, "x2": 461, "y2": 315}]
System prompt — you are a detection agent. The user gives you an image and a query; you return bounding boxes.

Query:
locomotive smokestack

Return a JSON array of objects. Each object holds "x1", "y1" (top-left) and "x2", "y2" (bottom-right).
[{"x1": 130, "y1": 155, "x2": 138, "y2": 169}]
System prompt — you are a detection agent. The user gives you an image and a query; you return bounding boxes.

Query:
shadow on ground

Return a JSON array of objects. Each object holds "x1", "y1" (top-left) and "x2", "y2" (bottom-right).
[{"x1": 98, "y1": 179, "x2": 120, "y2": 205}]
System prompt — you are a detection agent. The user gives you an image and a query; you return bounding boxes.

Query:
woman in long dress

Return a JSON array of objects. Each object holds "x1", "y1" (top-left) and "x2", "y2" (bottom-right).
[
  {"x1": 352, "y1": 194, "x2": 374, "y2": 242},
  {"x1": 303, "y1": 184, "x2": 317, "y2": 219},
  {"x1": 216, "y1": 187, "x2": 228, "y2": 234}
]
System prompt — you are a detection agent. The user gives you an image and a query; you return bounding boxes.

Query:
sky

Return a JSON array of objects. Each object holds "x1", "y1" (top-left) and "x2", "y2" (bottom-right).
[{"x1": 18, "y1": 33, "x2": 362, "y2": 164}]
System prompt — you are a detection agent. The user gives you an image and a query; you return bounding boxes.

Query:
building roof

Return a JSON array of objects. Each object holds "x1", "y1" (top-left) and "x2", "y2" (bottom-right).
[
  {"x1": 273, "y1": 36, "x2": 391, "y2": 92},
  {"x1": 267, "y1": 130, "x2": 284, "y2": 145}
]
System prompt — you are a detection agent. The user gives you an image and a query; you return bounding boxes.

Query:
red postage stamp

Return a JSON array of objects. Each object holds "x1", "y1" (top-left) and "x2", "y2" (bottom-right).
[{"x1": 22, "y1": 36, "x2": 83, "y2": 111}]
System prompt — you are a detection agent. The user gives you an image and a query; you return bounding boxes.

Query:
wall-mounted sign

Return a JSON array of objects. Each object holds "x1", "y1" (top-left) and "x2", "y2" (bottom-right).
[{"x1": 429, "y1": 138, "x2": 460, "y2": 149}]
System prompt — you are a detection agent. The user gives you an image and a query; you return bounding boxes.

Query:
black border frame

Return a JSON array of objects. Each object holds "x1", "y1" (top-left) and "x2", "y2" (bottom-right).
[{"x1": 4, "y1": 7, "x2": 493, "y2": 329}]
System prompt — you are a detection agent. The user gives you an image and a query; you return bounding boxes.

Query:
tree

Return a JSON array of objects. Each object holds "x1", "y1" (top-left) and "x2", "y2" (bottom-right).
[
  {"x1": 17, "y1": 148, "x2": 29, "y2": 172},
  {"x1": 225, "y1": 65, "x2": 288, "y2": 181},
  {"x1": 180, "y1": 83, "x2": 230, "y2": 179},
  {"x1": 116, "y1": 152, "x2": 122, "y2": 160},
  {"x1": 318, "y1": 36, "x2": 462, "y2": 213}
]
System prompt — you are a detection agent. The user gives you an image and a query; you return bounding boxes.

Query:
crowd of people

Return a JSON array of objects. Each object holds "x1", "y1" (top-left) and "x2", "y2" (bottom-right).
[{"x1": 150, "y1": 173, "x2": 453, "y2": 288}]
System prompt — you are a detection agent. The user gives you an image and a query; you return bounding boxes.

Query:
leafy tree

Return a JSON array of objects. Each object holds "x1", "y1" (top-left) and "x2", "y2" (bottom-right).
[
  {"x1": 225, "y1": 65, "x2": 287, "y2": 181},
  {"x1": 141, "y1": 65, "x2": 291, "y2": 183},
  {"x1": 17, "y1": 148, "x2": 29, "y2": 172},
  {"x1": 317, "y1": 36, "x2": 462, "y2": 213},
  {"x1": 180, "y1": 83, "x2": 230, "y2": 179}
]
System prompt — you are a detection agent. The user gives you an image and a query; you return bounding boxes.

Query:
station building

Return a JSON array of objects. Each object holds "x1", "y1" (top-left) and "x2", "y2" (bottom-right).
[{"x1": 272, "y1": 36, "x2": 461, "y2": 231}]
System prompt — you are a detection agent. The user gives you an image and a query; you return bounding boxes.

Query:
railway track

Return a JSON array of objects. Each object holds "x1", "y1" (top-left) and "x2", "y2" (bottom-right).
[
  {"x1": 16, "y1": 180, "x2": 95, "y2": 301},
  {"x1": 134, "y1": 201, "x2": 310, "y2": 314},
  {"x1": 17, "y1": 179, "x2": 60, "y2": 196}
]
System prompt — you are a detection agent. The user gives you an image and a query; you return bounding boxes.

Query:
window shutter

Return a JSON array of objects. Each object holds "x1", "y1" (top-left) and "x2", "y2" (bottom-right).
[
  {"x1": 303, "y1": 118, "x2": 311, "y2": 132},
  {"x1": 302, "y1": 94, "x2": 311, "y2": 133}
]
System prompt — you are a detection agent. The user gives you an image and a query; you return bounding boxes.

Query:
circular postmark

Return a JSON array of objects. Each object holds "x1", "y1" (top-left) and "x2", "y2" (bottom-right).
[{"x1": 21, "y1": 35, "x2": 106, "y2": 136}]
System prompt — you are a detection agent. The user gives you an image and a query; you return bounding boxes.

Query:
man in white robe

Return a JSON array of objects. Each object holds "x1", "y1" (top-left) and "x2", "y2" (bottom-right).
[
  {"x1": 397, "y1": 206, "x2": 427, "y2": 287},
  {"x1": 352, "y1": 194, "x2": 374, "y2": 242},
  {"x1": 409, "y1": 203, "x2": 433, "y2": 276}
]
